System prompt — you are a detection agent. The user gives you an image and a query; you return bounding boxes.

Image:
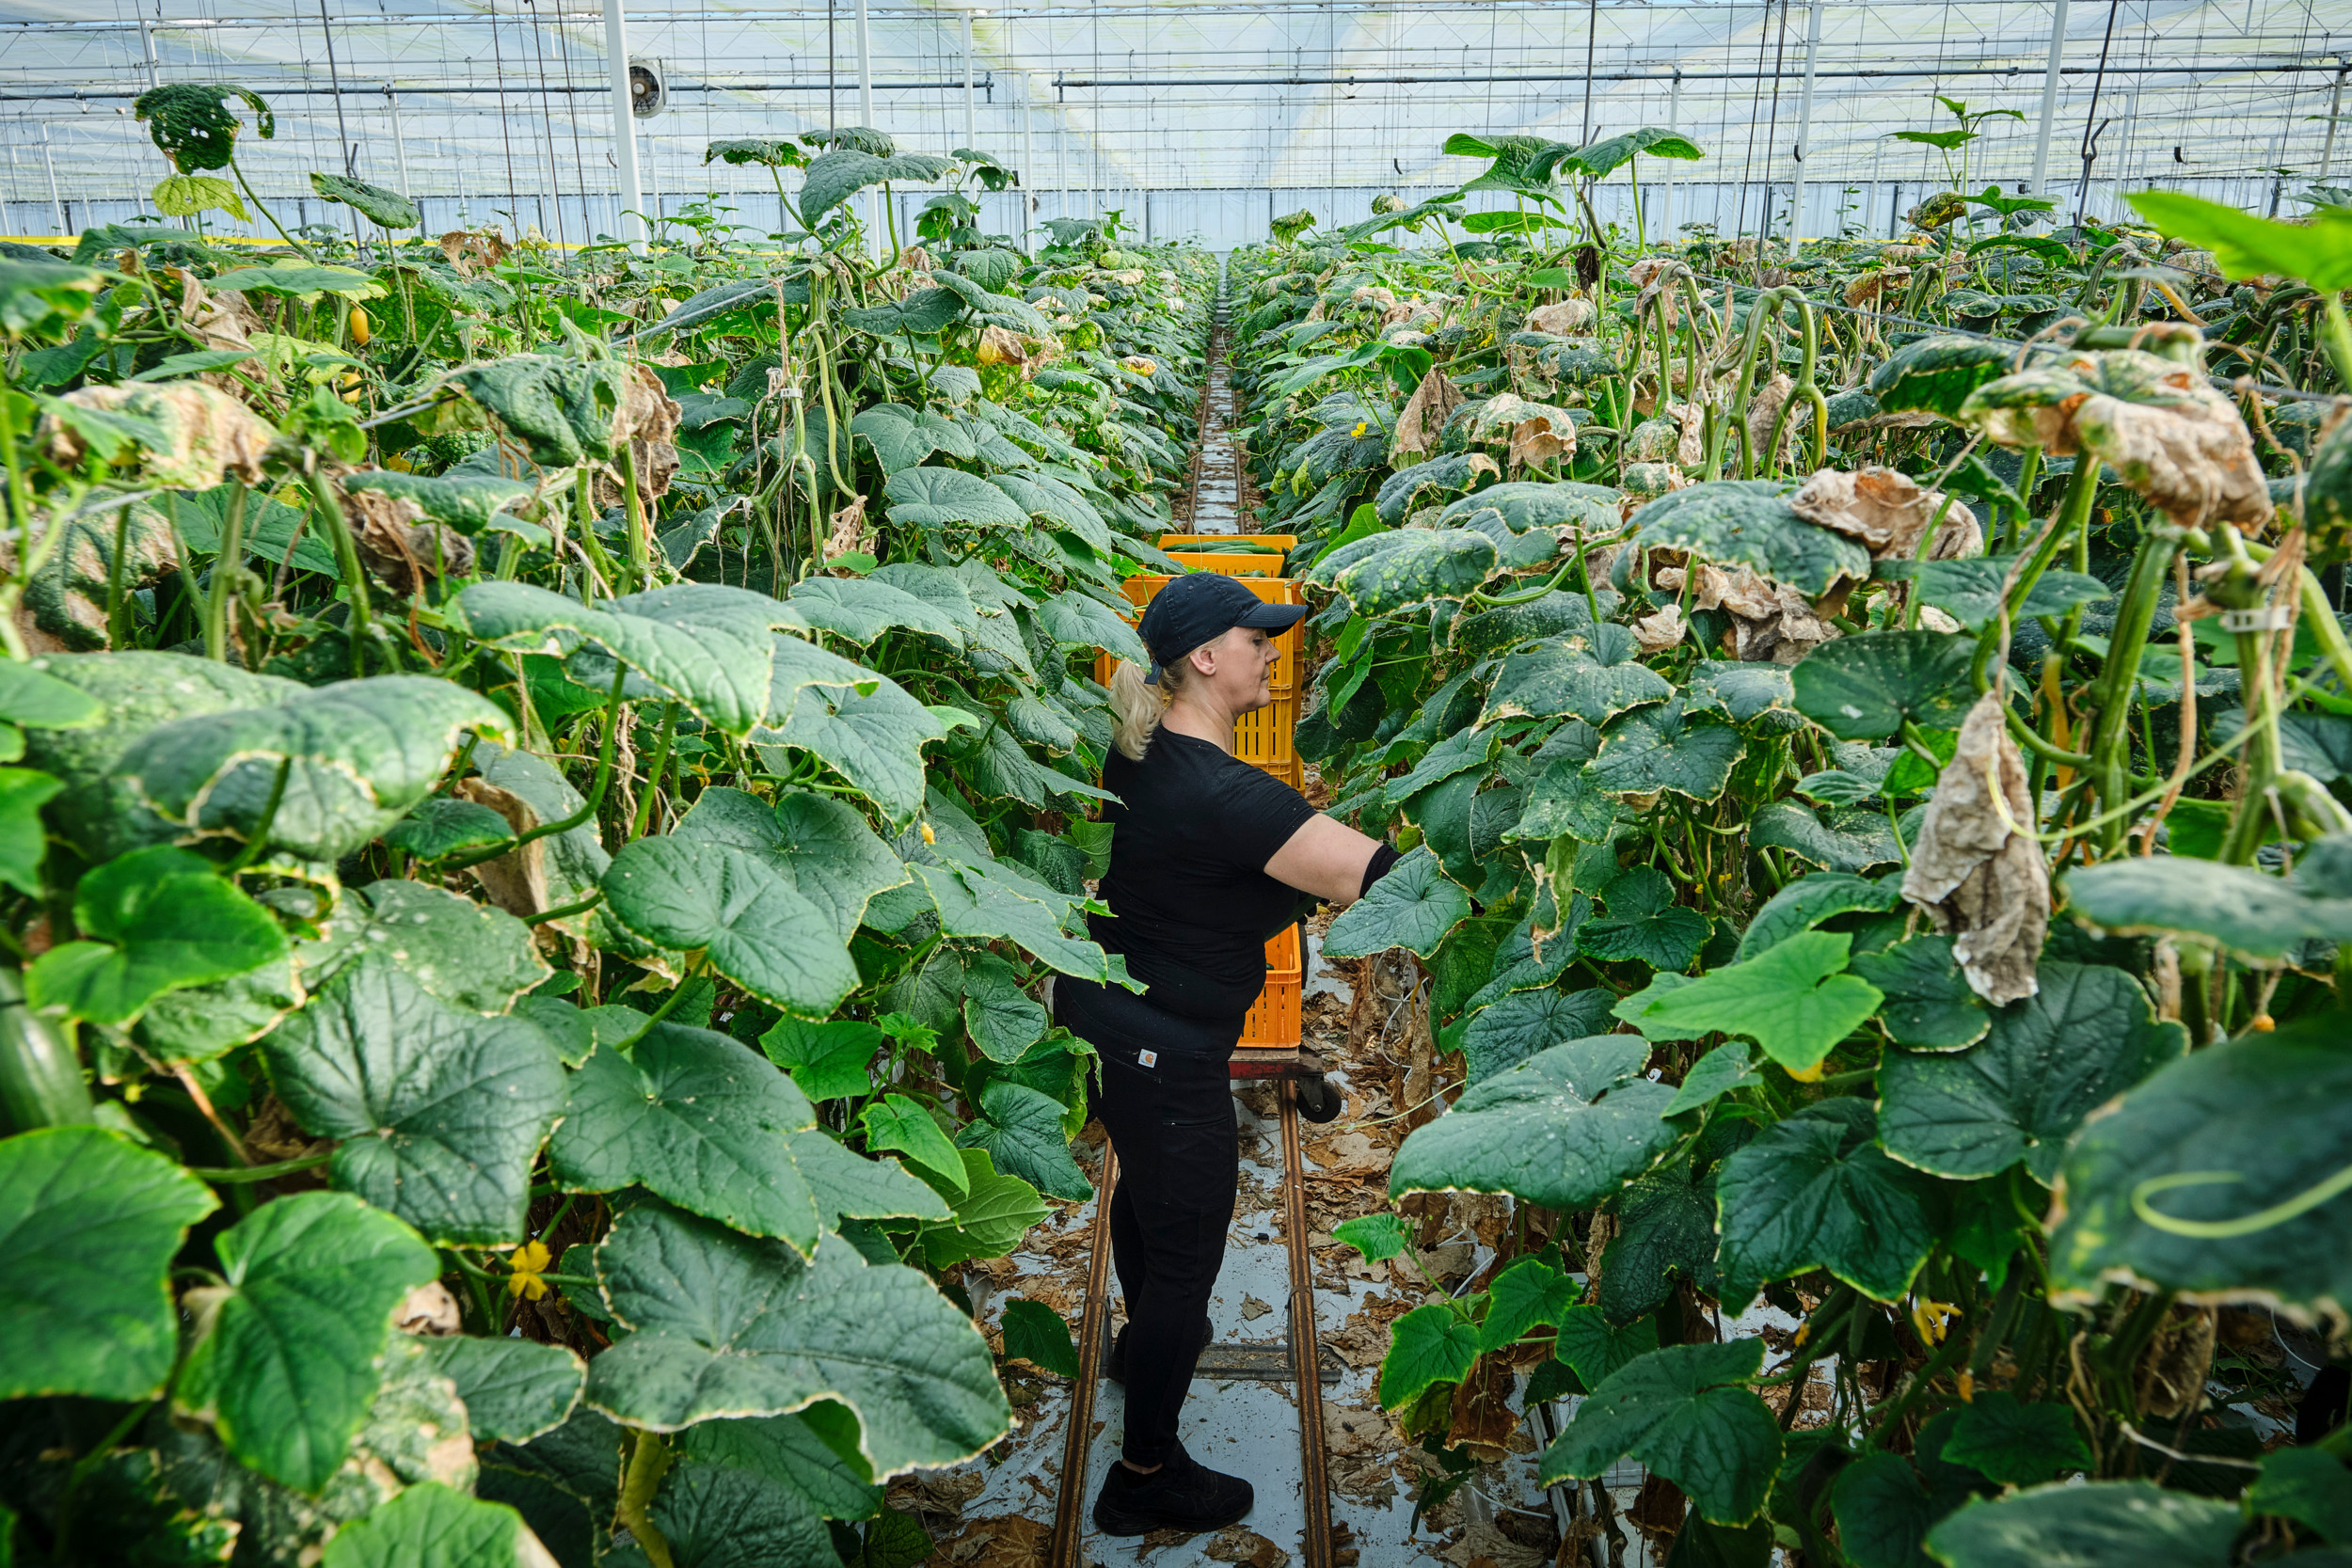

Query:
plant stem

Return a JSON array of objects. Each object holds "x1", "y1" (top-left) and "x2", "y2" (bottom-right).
[
  {"x1": 189, "y1": 1148, "x2": 332, "y2": 1183},
  {"x1": 631, "y1": 703, "x2": 678, "y2": 839},
  {"x1": 617, "y1": 1431, "x2": 677, "y2": 1568},
  {"x1": 2084, "y1": 523, "x2": 2184, "y2": 851},
  {"x1": 304, "y1": 468, "x2": 375, "y2": 677}
]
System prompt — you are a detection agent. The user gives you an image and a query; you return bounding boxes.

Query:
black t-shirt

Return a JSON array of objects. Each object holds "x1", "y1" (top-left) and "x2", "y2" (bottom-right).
[{"x1": 1091, "y1": 730, "x2": 1320, "y2": 1027}]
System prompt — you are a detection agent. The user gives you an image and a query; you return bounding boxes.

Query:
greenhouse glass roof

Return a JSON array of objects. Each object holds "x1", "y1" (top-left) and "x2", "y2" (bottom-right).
[{"x1": 4, "y1": 0, "x2": 2347, "y2": 247}]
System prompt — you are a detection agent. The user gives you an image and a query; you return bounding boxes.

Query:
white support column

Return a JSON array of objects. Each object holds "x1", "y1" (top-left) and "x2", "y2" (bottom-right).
[
  {"x1": 854, "y1": 0, "x2": 877, "y2": 248},
  {"x1": 603, "y1": 0, "x2": 644, "y2": 247},
  {"x1": 386, "y1": 86, "x2": 411, "y2": 198},
  {"x1": 961, "y1": 10, "x2": 977, "y2": 150},
  {"x1": 40, "y1": 123, "x2": 65, "y2": 237},
  {"x1": 1020, "y1": 71, "x2": 1035, "y2": 246},
  {"x1": 1788, "y1": 0, "x2": 1822, "y2": 257},
  {"x1": 2322, "y1": 62, "x2": 2348, "y2": 182},
  {"x1": 1661, "y1": 71, "x2": 1681, "y2": 241},
  {"x1": 2029, "y1": 0, "x2": 2069, "y2": 194},
  {"x1": 138, "y1": 19, "x2": 160, "y2": 90},
  {"x1": 855, "y1": 0, "x2": 875, "y2": 125}
]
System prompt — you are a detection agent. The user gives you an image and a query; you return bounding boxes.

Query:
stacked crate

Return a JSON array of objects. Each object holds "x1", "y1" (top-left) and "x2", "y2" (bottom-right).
[{"x1": 1094, "y1": 535, "x2": 1306, "y2": 1052}]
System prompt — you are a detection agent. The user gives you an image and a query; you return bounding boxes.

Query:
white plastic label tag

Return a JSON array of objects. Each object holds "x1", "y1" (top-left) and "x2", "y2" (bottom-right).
[
  {"x1": 1137, "y1": 1050, "x2": 1158, "y2": 1068},
  {"x1": 2218, "y1": 606, "x2": 2294, "y2": 634}
]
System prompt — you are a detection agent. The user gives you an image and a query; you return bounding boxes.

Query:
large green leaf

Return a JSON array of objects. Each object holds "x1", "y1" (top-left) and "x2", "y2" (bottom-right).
[
  {"x1": 1906, "y1": 555, "x2": 2111, "y2": 632},
  {"x1": 1832, "y1": 1415, "x2": 1997, "y2": 1568},
  {"x1": 24, "y1": 652, "x2": 301, "y2": 861},
  {"x1": 459, "y1": 582, "x2": 795, "y2": 738},
  {"x1": 320, "y1": 1482, "x2": 538, "y2": 1568},
  {"x1": 1459, "y1": 986, "x2": 1615, "y2": 1084},
  {"x1": 1567, "y1": 126, "x2": 1704, "y2": 177},
  {"x1": 960, "y1": 950, "x2": 1048, "y2": 1062},
  {"x1": 1615, "y1": 929, "x2": 1882, "y2": 1077},
  {"x1": 761, "y1": 1016, "x2": 883, "y2": 1101},
  {"x1": 341, "y1": 469, "x2": 534, "y2": 536},
  {"x1": 2048, "y1": 1017, "x2": 2352, "y2": 1315},
  {"x1": 176, "y1": 1191, "x2": 439, "y2": 1493},
  {"x1": 2128, "y1": 190, "x2": 2352, "y2": 293},
  {"x1": 882, "y1": 466, "x2": 1030, "y2": 531},
  {"x1": 449, "y1": 356, "x2": 634, "y2": 467},
  {"x1": 1481, "y1": 628, "x2": 1672, "y2": 726},
  {"x1": 263, "y1": 953, "x2": 565, "y2": 1246},
  {"x1": 1877, "y1": 963, "x2": 2185, "y2": 1184},
  {"x1": 601, "y1": 837, "x2": 860, "y2": 1018},
  {"x1": 1587, "y1": 696, "x2": 1747, "y2": 803},
  {"x1": 309, "y1": 171, "x2": 421, "y2": 230},
  {"x1": 553, "y1": 1022, "x2": 935, "y2": 1252},
  {"x1": 955, "y1": 1080, "x2": 1090, "y2": 1201},
  {"x1": 1867, "y1": 335, "x2": 2018, "y2": 421},
  {"x1": 1716, "y1": 1099, "x2": 1943, "y2": 1303},
  {"x1": 1749, "y1": 799, "x2": 1903, "y2": 873},
  {"x1": 1850, "y1": 934, "x2": 1991, "y2": 1050},
  {"x1": 786, "y1": 577, "x2": 966, "y2": 646},
  {"x1": 1602, "y1": 1165, "x2": 1721, "y2": 1323},
  {"x1": 117, "y1": 675, "x2": 511, "y2": 861},
  {"x1": 672, "y1": 786, "x2": 910, "y2": 945},
  {"x1": 759, "y1": 640, "x2": 945, "y2": 825},
  {"x1": 799, "y1": 149, "x2": 955, "y2": 223},
  {"x1": 1792, "y1": 632, "x2": 1978, "y2": 741},
  {"x1": 1378, "y1": 1303, "x2": 1482, "y2": 1405},
  {"x1": 1324, "y1": 847, "x2": 1472, "y2": 958},
  {"x1": 850, "y1": 404, "x2": 976, "y2": 474},
  {"x1": 1035, "y1": 591, "x2": 1151, "y2": 668},
  {"x1": 1578, "y1": 864, "x2": 1710, "y2": 971},
  {"x1": 912, "y1": 1148, "x2": 1049, "y2": 1268},
  {"x1": 0, "y1": 768, "x2": 56, "y2": 896},
  {"x1": 656, "y1": 1408, "x2": 884, "y2": 1568},
  {"x1": 303, "y1": 878, "x2": 549, "y2": 1015},
  {"x1": 1539, "y1": 1339, "x2": 1783, "y2": 1526},
  {"x1": 1941, "y1": 1392, "x2": 2092, "y2": 1485},
  {"x1": 1335, "y1": 529, "x2": 1498, "y2": 615},
  {"x1": 1477, "y1": 1256, "x2": 1581, "y2": 1353},
  {"x1": 1736, "y1": 871, "x2": 1902, "y2": 960},
  {"x1": 1923, "y1": 1481, "x2": 2239, "y2": 1568},
  {"x1": 0, "y1": 1126, "x2": 218, "y2": 1401},
  {"x1": 1391, "y1": 1036, "x2": 1677, "y2": 1208},
  {"x1": 1629, "y1": 481, "x2": 1871, "y2": 597},
  {"x1": 419, "y1": 1337, "x2": 586, "y2": 1445},
  {"x1": 2063, "y1": 850, "x2": 2352, "y2": 961},
  {"x1": 908, "y1": 860, "x2": 1120, "y2": 982},
  {"x1": 585, "y1": 1201, "x2": 1009, "y2": 1474},
  {"x1": 26, "y1": 847, "x2": 288, "y2": 1025}
]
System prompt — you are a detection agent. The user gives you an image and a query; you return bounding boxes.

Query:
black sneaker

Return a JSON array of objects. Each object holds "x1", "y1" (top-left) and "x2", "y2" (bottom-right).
[
  {"x1": 1105, "y1": 1312, "x2": 1215, "y2": 1386},
  {"x1": 1092, "y1": 1441, "x2": 1254, "y2": 1535},
  {"x1": 1295, "y1": 1074, "x2": 1343, "y2": 1123}
]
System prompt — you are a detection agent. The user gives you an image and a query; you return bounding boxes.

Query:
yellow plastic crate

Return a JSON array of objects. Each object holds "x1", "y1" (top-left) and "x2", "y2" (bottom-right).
[
  {"x1": 1109, "y1": 573, "x2": 1301, "y2": 693},
  {"x1": 1159, "y1": 533, "x2": 1298, "y2": 553},
  {"x1": 1237, "y1": 924, "x2": 1304, "y2": 1050},
  {"x1": 1232, "y1": 693, "x2": 1298, "y2": 768}
]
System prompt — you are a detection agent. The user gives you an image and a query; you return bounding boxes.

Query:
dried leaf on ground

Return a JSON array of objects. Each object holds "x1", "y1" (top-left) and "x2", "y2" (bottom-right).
[
  {"x1": 1900, "y1": 689, "x2": 2049, "y2": 1004},
  {"x1": 1744, "y1": 371, "x2": 1802, "y2": 467},
  {"x1": 1790, "y1": 464, "x2": 1981, "y2": 560},
  {"x1": 1206, "y1": 1525, "x2": 1292, "y2": 1568},
  {"x1": 1677, "y1": 561, "x2": 1837, "y2": 664}
]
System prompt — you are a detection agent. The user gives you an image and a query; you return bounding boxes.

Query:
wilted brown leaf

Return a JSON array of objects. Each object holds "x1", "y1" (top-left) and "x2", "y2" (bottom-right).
[
  {"x1": 1527, "y1": 298, "x2": 1595, "y2": 335},
  {"x1": 1791, "y1": 464, "x2": 1981, "y2": 561},
  {"x1": 43, "y1": 383, "x2": 276, "y2": 490},
  {"x1": 1391, "y1": 365, "x2": 1466, "y2": 460},
  {"x1": 1900, "y1": 689, "x2": 2049, "y2": 1004}
]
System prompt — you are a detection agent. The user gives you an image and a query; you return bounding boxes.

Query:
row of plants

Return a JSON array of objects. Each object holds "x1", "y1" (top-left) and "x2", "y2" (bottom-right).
[
  {"x1": 1237, "y1": 127, "x2": 2352, "y2": 1565},
  {"x1": 0, "y1": 79, "x2": 1222, "y2": 1568}
]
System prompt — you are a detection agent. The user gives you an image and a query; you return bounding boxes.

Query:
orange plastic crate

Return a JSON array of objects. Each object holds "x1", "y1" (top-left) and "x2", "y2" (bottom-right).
[
  {"x1": 1237, "y1": 923, "x2": 1304, "y2": 1049},
  {"x1": 1248, "y1": 753, "x2": 1306, "y2": 792}
]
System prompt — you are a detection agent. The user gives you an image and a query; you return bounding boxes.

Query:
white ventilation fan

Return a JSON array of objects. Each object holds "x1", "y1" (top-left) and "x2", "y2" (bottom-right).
[{"x1": 628, "y1": 57, "x2": 666, "y2": 119}]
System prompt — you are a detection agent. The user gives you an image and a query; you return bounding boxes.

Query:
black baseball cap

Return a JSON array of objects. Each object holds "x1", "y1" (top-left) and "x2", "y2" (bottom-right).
[{"x1": 1136, "y1": 571, "x2": 1308, "y2": 670}]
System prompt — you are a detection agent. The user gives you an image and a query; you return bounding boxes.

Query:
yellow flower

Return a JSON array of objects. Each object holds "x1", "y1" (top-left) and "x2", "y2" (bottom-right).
[
  {"x1": 1351, "y1": 421, "x2": 1367, "y2": 438},
  {"x1": 1910, "y1": 1297, "x2": 1959, "y2": 1346},
  {"x1": 920, "y1": 821, "x2": 936, "y2": 846},
  {"x1": 1956, "y1": 1370, "x2": 1977, "y2": 1402},
  {"x1": 507, "y1": 1239, "x2": 552, "y2": 1300}
]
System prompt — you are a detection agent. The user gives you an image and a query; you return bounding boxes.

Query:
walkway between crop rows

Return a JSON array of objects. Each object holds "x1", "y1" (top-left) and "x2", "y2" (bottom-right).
[{"x1": 885, "y1": 265, "x2": 1638, "y2": 1568}]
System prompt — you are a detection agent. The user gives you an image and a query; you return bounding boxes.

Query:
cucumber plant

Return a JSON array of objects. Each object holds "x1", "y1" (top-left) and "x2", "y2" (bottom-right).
[
  {"x1": 0, "y1": 88, "x2": 1216, "y2": 1568},
  {"x1": 1245, "y1": 135, "x2": 2352, "y2": 1566}
]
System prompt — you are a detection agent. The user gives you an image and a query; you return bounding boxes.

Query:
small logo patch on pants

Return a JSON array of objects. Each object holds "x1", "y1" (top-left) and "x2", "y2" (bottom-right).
[{"x1": 1137, "y1": 1049, "x2": 1158, "y2": 1068}]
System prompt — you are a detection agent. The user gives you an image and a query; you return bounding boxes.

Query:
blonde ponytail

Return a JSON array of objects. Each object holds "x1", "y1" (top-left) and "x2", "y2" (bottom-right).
[{"x1": 1108, "y1": 657, "x2": 1184, "y2": 761}]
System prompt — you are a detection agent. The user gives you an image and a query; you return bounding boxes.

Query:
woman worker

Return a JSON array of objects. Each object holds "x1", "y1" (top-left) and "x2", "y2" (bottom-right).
[{"x1": 1056, "y1": 571, "x2": 1400, "y2": 1537}]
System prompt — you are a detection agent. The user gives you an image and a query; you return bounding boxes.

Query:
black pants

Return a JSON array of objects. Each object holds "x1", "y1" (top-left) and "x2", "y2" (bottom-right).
[{"x1": 1060, "y1": 978, "x2": 1241, "y2": 1468}]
